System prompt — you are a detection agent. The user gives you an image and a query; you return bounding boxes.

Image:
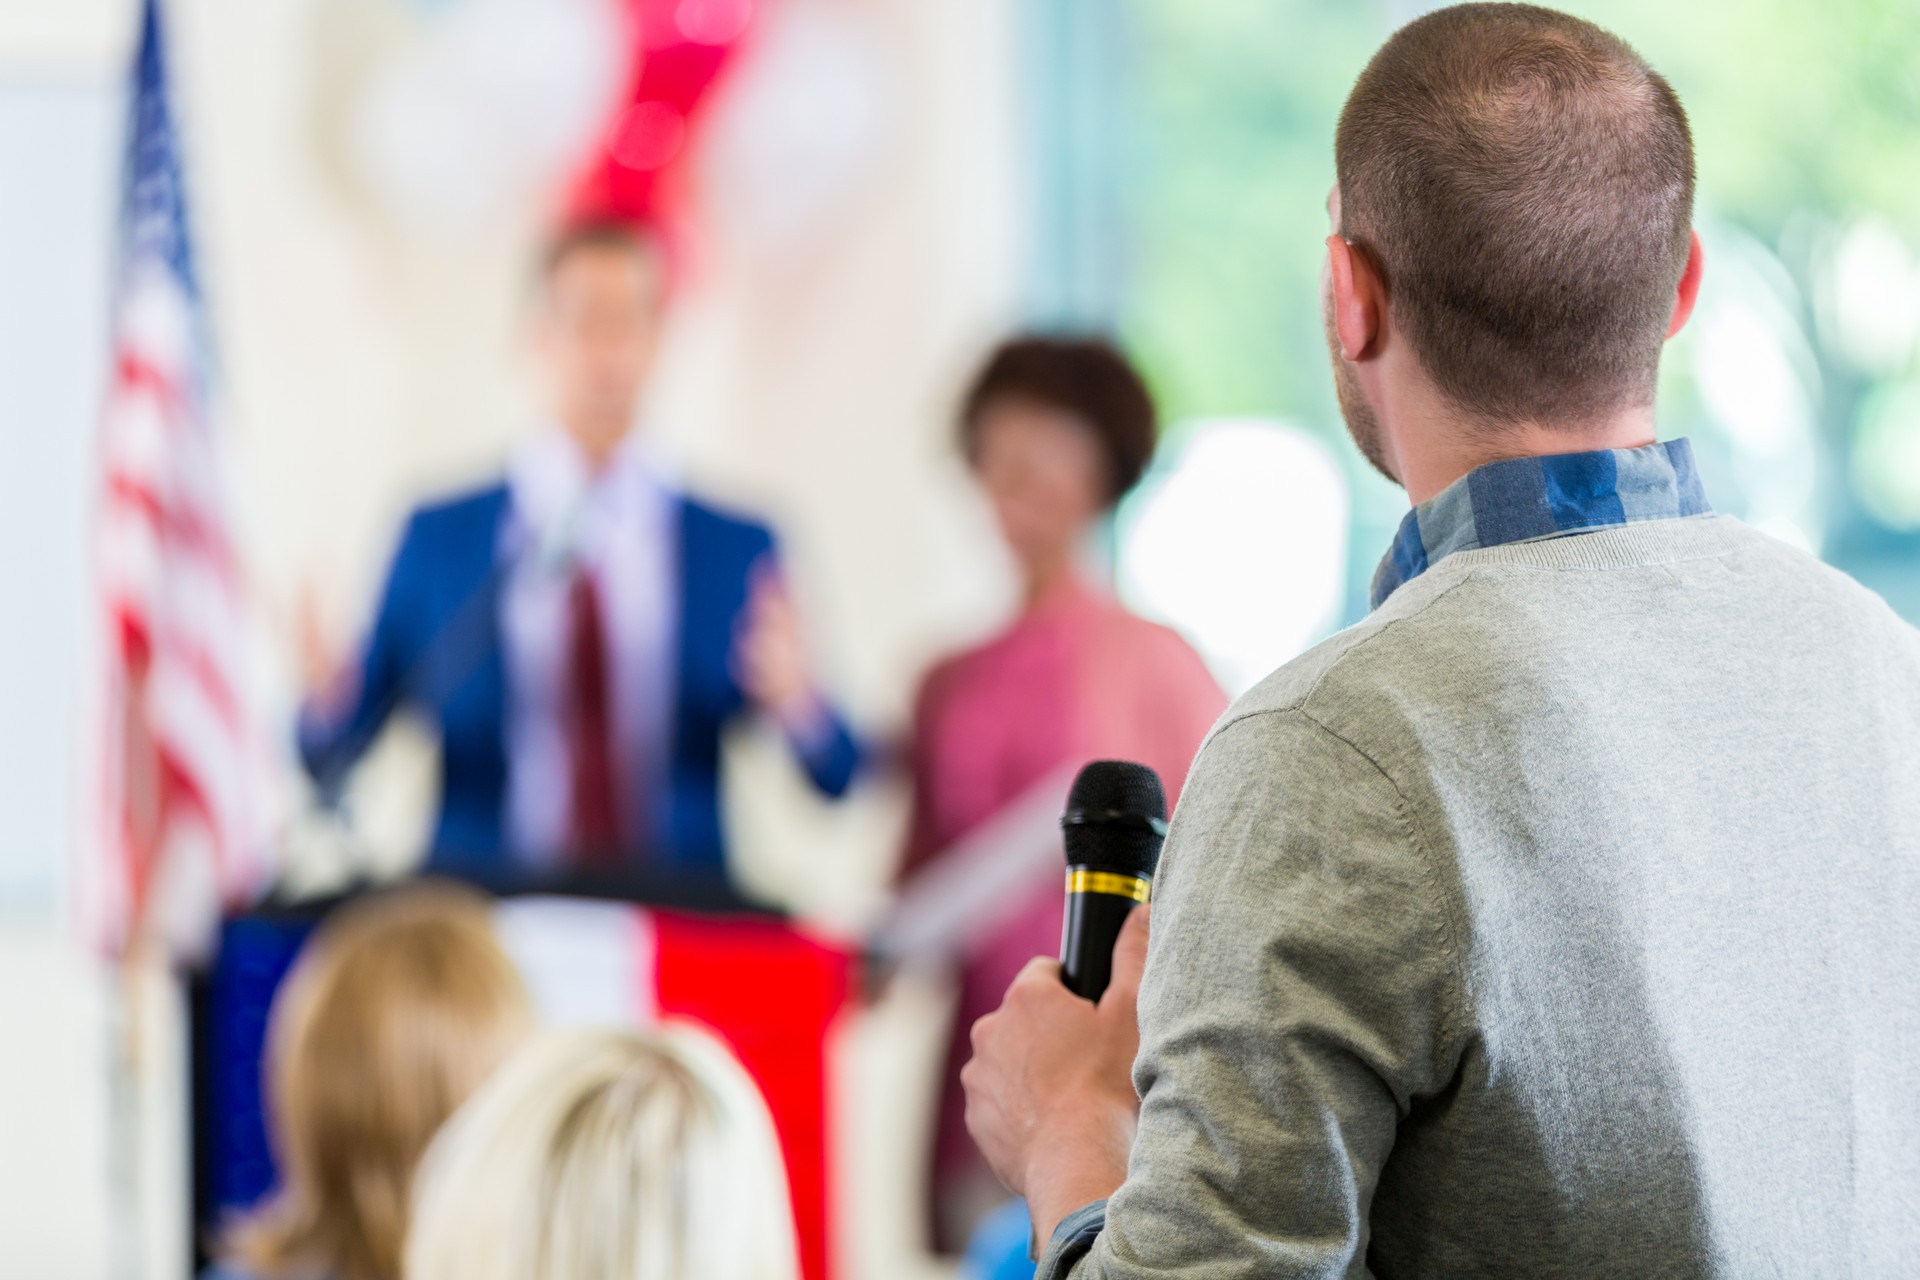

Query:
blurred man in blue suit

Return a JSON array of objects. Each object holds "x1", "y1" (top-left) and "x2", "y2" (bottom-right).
[{"x1": 299, "y1": 221, "x2": 860, "y2": 878}]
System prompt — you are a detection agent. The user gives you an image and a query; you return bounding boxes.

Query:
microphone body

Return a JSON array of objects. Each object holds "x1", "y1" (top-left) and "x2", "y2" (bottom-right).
[
  {"x1": 1060, "y1": 866, "x2": 1153, "y2": 999},
  {"x1": 1059, "y1": 761, "x2": 1168, "y2": 1001}
]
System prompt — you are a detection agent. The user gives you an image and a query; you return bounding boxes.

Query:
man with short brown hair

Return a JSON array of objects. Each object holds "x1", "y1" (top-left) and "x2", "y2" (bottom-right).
[
  {"x1": 1335, "y1": 2, "x2": 1696, "y2": 439},
  {"x1": 961, "y1": 5, "x2": 1920, "y2": 1276}
]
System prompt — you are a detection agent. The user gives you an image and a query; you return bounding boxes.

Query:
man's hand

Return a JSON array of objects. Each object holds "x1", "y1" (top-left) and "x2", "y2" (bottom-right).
[
  {"x1": 296, "y1": 583, "x2": 357, "y2": 720},
  {"x1": 735, "y1": 566, "x2": 828, "y2": 736},
  {"x1": 962, "y1": 905, "x2": 1150, "y2": 1245}
]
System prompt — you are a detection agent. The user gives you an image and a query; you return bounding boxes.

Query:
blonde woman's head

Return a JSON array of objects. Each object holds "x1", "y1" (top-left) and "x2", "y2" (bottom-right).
[
  {"x1": 226, "y1": 883, "x2": 533, "y2": 1280},
  {"x1": 406, "y1": 1026, "x2": 799, "y2": 1280}
]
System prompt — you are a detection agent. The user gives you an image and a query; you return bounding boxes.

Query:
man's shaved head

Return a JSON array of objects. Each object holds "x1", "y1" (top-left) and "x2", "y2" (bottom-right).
[{"x1": 1335, "y1": 3, "x2": 1694, "y2": 428}]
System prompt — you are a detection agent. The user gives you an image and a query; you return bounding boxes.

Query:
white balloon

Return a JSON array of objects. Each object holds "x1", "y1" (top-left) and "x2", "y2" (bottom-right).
[
  {"x1": 350, "y1": 0, "x2": 628, "y2": 230},
  {"x1": 700, "y1": 0, "x2": 894, "y2": 253}
]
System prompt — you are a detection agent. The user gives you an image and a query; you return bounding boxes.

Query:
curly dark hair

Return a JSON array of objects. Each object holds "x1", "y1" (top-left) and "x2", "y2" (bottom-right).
[{"x1": 958, "y1": 336, "x2": 1159, "y2": 508}]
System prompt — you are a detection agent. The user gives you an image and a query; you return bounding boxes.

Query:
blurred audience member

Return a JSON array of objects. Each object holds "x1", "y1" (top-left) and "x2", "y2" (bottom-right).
[
  {"x1": 407, "y1": 1026, "x2": 798, "y2": 1280},
  {"x1": 903, "y1": 336, "x2": 1227, "y2": 1248},
  {"x1": 299, "y1": 220, "x2": 860, "y2": 878},
  {"x1": 209, "y1": 884, "x2": 532, "y2": 1280}
]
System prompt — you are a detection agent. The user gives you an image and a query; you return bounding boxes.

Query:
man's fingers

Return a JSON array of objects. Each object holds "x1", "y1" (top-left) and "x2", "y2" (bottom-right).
[
  {"x1": 971, "y1": 958, "x2": 1069, "y2": 1061},
  {"x1": 748, "y1": 559, "x2": 791, "y2": 616},
  {"x1": 968, "y1": 1008, "x2": 997, "y2": 1053},
  {"x1": 1012, "y1": 955, "x2": 1062, "y2": 989},
  {"x1": 1099, "y1": 904, "x2": 1151, "y2": 1017}
]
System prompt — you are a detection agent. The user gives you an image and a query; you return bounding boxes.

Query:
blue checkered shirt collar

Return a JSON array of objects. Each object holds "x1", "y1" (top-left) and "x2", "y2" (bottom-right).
[{"x1": 1370, "y1": 438, "x2": 1713, "y2": 610}]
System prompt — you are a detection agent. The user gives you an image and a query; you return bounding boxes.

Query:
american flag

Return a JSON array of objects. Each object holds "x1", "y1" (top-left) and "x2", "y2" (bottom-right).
[{"x1": 85, "y1": 0, "x2": 263, "y2": 956}]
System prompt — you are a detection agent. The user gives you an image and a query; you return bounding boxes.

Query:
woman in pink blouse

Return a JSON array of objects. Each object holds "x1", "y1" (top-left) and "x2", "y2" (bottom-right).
[{"x1": 903, "y1": 337, "x2": 1227, "y2": 1249}]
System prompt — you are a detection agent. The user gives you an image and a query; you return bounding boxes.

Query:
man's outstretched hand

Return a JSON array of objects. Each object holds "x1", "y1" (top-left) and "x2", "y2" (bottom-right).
[
  {"x1": 735, "y1": 565, "x2": 829, "y2": 737},
  {"x1": 962, "y1": 904, "x2": 1150, "y2": 1246}
]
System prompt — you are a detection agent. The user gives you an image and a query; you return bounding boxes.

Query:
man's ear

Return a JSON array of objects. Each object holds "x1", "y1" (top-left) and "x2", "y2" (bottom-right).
[
  {"x1": 1326, "y1": 235, "x2": 1384, "y2": 362},
  {"x1": 1666, "y1": 229, "x2": 1705, "y2": 339}
]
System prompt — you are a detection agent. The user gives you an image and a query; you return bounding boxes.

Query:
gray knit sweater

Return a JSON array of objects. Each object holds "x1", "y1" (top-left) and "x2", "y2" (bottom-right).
[{"x1": 1046, "y1": 515, "x2": 1920, "y2": 1278}]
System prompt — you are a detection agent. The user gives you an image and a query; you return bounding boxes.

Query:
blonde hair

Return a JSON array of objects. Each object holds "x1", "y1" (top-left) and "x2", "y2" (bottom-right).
[
  {"x1": 226, "y1": 883, "x2": 533, "y2": 1280},
  {"x1": 406, "y1": 1026, "x2": 799, "y2": 1280}
]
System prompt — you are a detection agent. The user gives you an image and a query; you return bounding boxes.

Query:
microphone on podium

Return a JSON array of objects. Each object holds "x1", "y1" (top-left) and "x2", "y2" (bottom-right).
[{"x1": 1059, "y1": 760, "x2": 1168, "y2": 1001}]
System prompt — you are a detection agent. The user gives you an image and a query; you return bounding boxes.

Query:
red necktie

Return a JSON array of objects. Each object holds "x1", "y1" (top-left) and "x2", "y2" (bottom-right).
[{"x1": 567, "y1": 571, "x2": 623, "y2": 865}]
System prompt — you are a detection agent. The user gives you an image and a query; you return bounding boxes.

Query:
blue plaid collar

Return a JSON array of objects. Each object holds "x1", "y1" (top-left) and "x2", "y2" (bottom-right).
[{"x1": 1370, "y1": 438, "x2": 1712, "y2": 609}]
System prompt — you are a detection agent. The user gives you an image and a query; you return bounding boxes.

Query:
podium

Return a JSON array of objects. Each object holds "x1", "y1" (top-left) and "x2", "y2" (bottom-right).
[{"x1": 191, "y1": 872, "x2": 857, "y2": 1280}]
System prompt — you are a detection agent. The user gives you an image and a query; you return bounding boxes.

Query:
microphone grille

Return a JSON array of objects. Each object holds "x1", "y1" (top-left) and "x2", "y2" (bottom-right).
[
  {"x1": 1066, "y1": 759, "x2": 1166, "y2": 821},
  {"x1": 1062, "y1": 760, "x2": 1168, "y2": 878}
]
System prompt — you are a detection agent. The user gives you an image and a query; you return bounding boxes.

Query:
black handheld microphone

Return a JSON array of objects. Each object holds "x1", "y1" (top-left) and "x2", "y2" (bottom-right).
[{"x1": 1059, "y1": 760, "x2": 1168, "y2": 1001}]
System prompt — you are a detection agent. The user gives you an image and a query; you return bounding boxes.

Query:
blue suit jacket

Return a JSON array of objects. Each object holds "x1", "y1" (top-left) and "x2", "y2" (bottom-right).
[{"x1": 297, "y1": 482, "x2": 860, "y2": 876}]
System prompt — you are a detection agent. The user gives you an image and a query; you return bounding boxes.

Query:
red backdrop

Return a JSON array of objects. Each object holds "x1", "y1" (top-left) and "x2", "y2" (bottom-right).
[{"x1": 653, "y1": 910, "x2": 853, "y2": 1280}]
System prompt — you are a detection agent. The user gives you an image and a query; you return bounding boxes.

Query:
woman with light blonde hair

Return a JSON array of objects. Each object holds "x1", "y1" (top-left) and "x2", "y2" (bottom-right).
[
  {"x1": 406, "y1": 1026, "x2": 799, "y2": 1280},
  {"x1": 210, "y1": 883, "x2": 533, "y2": 1280}
]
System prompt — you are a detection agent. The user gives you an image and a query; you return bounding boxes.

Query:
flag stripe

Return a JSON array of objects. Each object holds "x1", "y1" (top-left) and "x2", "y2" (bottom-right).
[{"x1": 85, "y1": 0, "x2": 262, "y2": 955}]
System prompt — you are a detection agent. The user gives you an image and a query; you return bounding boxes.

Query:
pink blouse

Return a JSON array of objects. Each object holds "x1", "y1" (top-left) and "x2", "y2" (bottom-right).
[{"x1": 902, "y1": 575, "x2": 1228, "y2": 1184}]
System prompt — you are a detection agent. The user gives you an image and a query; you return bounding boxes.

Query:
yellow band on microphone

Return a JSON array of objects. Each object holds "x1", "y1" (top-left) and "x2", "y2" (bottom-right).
[{"x1": 1066, "y1": 869, "x2": 1152, "y2": 903}]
